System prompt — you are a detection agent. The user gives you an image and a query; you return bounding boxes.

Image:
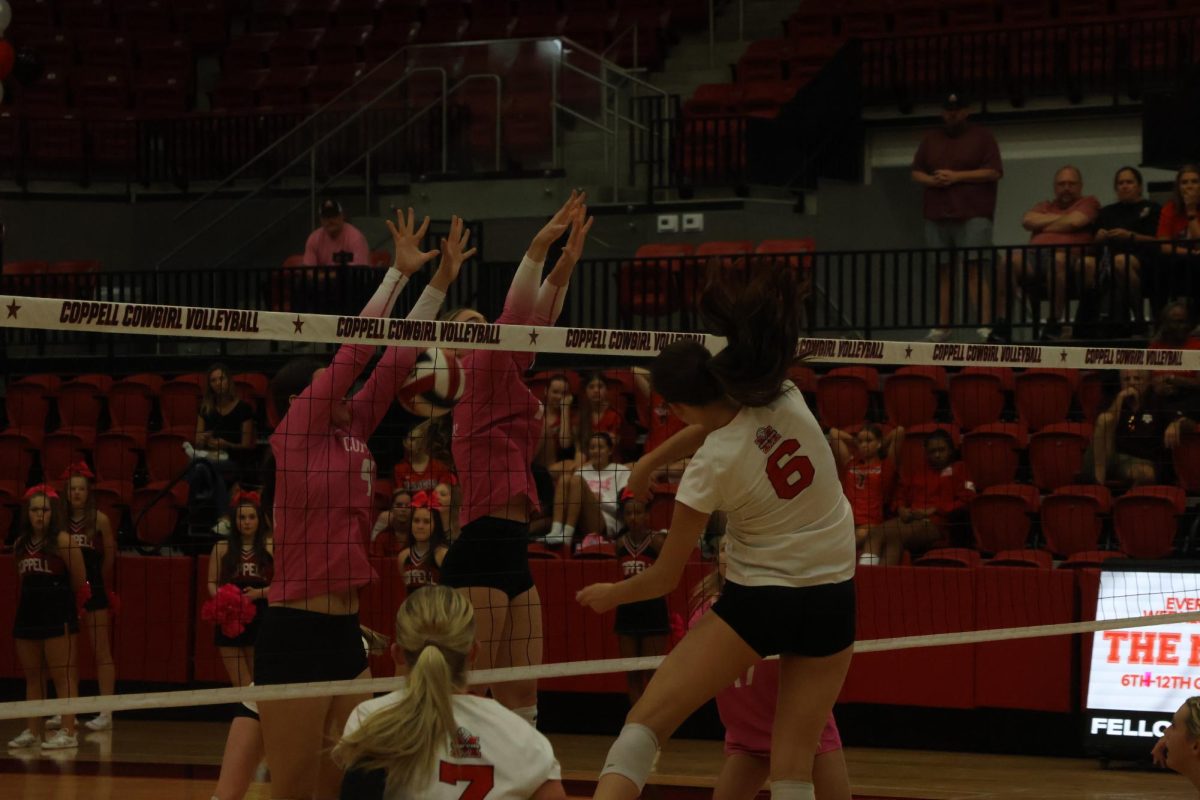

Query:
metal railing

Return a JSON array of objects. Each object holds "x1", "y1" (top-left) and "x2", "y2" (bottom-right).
[{"x1": 8, "y1": 242, "x2": 1196, "y2": 361}]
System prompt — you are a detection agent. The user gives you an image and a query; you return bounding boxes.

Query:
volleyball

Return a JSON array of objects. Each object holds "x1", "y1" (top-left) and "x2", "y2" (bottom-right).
[{"x1": 399, "y1": 348, "x2": 465, "y2": 418}]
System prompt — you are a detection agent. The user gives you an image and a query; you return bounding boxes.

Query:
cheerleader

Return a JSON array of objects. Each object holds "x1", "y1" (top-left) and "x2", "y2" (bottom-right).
[
  {"x1": 255, "y1": 210, "x2": 470, "y2": 800},
  {"x1": 578, "y1": 263, "x2": 855, "y2": 800},
  {"x1": 207, "y1": 491, "x2": 273, "y2": 687},
  {"x1": 397, "y1": 491, "x2": 448, "y2": 594},
  {"x1": 62, "y1": 461, "x2": 118, "y2": 732},
  {"x1": 8, "y1": 486, "x2": 86, "y2": 751},
  {"x1": 612, "y1": 492, "x2": 668, "y2": 705},
  {"x1": 334, "y1": 586, "x2": 565, "y2": 800},
  {"x1": 439, "y1": 192, "x2": 592, "y2": 724}
]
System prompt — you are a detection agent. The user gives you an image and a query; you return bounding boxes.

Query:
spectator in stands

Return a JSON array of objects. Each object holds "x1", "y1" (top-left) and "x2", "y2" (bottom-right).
[
  {"x1": 544, "y1": 432, "x2": 631, "y2": 550},
  {"x1": 632, "y1": 366, "x2": 689, "y2": 484},
  {"x1": 994, "y1": 165, "x2": 1100, "y2": 342},
  {"x1": 1152, "y1": 696, "x2": 1200, "y2": 791},
  {"x1": 828, "y1": 424, "x2": 904, "y2": 547},
  {"x1": 370, "y1": 488, "x2": 412, "y2": 557},
  {"x1": 189, "y1": 363, "x2": 257, "y2": 536},
  {"x1": 858, "y1": 430, "x2": 974, "y2": 566},
  {"x1": 531, "y1": 374, "x2": 579, "y2": 514},
  {"x1": 1088, "y1": 369, "x2": 1198, "y2": 487},
  {"x1": 1150, "y1": 300, "x2": 1200, "y2": 389},
  {"x1": 1153, "y1": 165, "x2": 1200, "y2": 308},
  {"x1": 392, "y1": 419, "x2": 457, "y2": 494},
  {"x1": 433, "y1": 481, "x2": 457, "y2": 540},
  {"x1": 1080, "y1": 166, "x2": 1161, "y2": 333},
  {"x1": 910, "y1": 91, "x2": 1004, "y2": 344},
  {"x1": 302, "y1": 199, "x2": 370, "y2": 267},
  {"x1": 577, "y1": 372, "x2": 624, "y2": 457}
]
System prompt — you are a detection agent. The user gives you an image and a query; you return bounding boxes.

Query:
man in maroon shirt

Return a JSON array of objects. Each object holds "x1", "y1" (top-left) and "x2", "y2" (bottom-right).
[{"x1": 911, "y1": 92, "x2": 1003, "y2": 343}]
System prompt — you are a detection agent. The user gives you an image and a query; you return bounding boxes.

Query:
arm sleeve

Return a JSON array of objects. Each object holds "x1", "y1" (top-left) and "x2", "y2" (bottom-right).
[
  {"x1": 350, "y1": 283, "x2": 447, "y2": 436},
  {"x1": 532, "y1": 278, "x2": 568, "y2": 326},
  {"x1": 496, "y1": 255, "x2": 545, "y2": 326}
]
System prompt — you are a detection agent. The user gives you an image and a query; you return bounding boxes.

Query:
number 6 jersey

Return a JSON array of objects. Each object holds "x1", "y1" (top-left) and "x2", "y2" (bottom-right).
[
  {"x1": 343, "y1": 691, "x2": 561, "y2": 799},
  {"x1": 675, "y1": 381, "x2": 855, "y2": 588}
]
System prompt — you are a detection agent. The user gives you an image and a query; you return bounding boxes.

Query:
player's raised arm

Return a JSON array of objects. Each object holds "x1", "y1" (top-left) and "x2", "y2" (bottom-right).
[
  {"x1": 498, "y1": 190, "x2": 586, "y2": 325},
  {"x1": 534, "y1": 204, "x2": 594, "y2": 326}
]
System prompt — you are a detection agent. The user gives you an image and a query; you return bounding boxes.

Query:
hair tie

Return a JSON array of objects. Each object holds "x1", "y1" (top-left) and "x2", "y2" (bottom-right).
[
  {"x1": 410, "y1": 490, "x2": 442, "y2": 511},
  {"x1": 230, "y1": 490, "x2": 261, "y2": 509},
  {"x1": 60, "y1": 461, "x2": 95, "y2": 481},
  {"x1": 24, "y1": 484, "x2": 59, "y2": 501}
]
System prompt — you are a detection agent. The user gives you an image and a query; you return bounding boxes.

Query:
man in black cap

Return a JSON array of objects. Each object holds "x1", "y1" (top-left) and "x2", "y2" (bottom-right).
[
  {"x1": 302, "y1": 198, "x2": 370, "y2": 267},
  {"x1": 911, "y1": 91, "x2": 1003, "y2": 342}
]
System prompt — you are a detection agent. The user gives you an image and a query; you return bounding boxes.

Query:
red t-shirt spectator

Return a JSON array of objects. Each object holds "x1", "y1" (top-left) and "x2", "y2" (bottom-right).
[
  {"x1": 393, "y1": 458, "x2": 457, "y2": 494},
  {"x1": 639, "y1": 392, "x2": 686, "y2": 454},
  {"x1": 840, "y1": 457, "x2": 896, "y2": 527},
  {"x1": 1028, "y1": 196, "x2": 1101, "y2": 246},
  {"x1": 1156, "y1": 200, "x2": 1197, "y2": 241},
  {"x1": 895, "y1": 461, "x2": 975, "y2": 533},
  {"x1": 589, "y1": 407, "x2": 623, "y2": 438}
]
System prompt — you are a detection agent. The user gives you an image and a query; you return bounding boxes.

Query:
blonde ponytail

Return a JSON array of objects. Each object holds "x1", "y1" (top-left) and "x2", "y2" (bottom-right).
[{"x1": 334, "y1": 586, "x2": 476, "y2": 793}]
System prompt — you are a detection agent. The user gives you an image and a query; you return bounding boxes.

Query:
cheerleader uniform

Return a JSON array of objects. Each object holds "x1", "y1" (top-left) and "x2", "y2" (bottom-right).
[
  {"x1": 613, "y1": 534, "x2": 669, "y2": 636},
  {"x1": 14, "y1": 538, "x2": 78, "y2": 640},
  {"x1": 215, "y1": 546, "x2": 274, "y2": 648},
  {"x1": 400, "y1": 547, "x2": 441, "y2": 594},
  {"x1": 68, "y1": 517, "x2": 109, "y2": 612}
]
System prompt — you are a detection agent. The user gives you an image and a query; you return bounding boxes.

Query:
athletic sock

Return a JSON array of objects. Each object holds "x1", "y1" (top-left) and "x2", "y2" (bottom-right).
[
  {"x1": 858, "y1": 552, "x2": 881, "y2": 565},
  {"x1": 547, "y1": 522, "x2": 565, "y2": 545},
  {"x1": 770, "y1": 779, "x2": 816, "y2": 799},
  {"x1": 513, "y1": 705, "x2": 538, "y2": 728}
]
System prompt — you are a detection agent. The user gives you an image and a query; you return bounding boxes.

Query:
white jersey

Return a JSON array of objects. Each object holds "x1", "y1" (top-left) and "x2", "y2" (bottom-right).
[
  {"x1": 343, "y1": 691, "x2": 561, "y2": 800},
  {"x1": 577, "y1": 462, "x2": 632, "y2": 535},
  {"x1": 675, "y1": 381, "x2": 855, "y2": 588}
]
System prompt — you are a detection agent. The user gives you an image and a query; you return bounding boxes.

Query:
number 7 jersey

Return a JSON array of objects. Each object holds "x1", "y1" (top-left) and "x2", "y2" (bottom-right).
[{"x1": 675, "y1": 381, "x2": 855, "y2": 588}]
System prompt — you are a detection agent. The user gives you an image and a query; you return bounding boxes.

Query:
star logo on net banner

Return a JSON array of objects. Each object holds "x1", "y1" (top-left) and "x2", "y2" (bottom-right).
[
  {"x1": 293, "y1": 315, "x2": 305, "y2": 334},
  {"x1": 528, "y1": 328, "x2": 540, "y2": 345},
  {"x1": 5, "y1": 299, "x2": 21, "y2": 319}
]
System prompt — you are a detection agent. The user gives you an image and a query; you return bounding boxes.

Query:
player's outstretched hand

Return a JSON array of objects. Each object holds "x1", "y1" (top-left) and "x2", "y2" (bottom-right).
[
  {"x1": 386, "y1": 207, "x2": 440, "y2": 277},
  {"x1": 545, "y1": 205, "x2": 595, "y2": 287},
  {"x1": 576, "y1": 582, "x2": 619, "y2": 613},
  {"x1": 528, "y1": 190, "x2": 586, "y2": 262},
  {"x1": 430, "y1": 215, "x2": 477, "y2": 292}
]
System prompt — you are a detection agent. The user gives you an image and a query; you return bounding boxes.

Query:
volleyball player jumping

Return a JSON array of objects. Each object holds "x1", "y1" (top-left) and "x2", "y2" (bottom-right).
[
  {"x1": 439, "y1": 192, "x2": 593, "y2": 725},
  {"x1": 578, "y1": 265, "x2": 857, "y2": 800},
  {"x1": 255, "y1": 211, "x2": 474, "y2": 800}
]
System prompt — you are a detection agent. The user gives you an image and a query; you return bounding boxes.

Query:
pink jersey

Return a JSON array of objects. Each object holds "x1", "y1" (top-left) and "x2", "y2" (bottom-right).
[
  {"x1": 302, "y1": 222, "x2": 370, "y2": 267},
  {"x1": 270, "y1": 273, "x2": 440, "y2": 603},
  {"x1": 689, "y1": 600, "x2": 842, "y2": 758},
  {"x1": 453, "y1": 256, "x2": 566, "y2": 526}
]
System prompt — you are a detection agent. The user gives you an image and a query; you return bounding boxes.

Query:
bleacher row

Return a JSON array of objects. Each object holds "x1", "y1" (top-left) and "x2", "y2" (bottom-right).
[{"x1": 0, "y1": 550, "x2": 1108, "y2": 713}]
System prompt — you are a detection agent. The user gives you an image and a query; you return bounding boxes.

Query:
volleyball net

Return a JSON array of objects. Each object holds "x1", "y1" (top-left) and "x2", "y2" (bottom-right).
[{"x1": 2, "y1": 286, "x2": 1200, "y2": 733}]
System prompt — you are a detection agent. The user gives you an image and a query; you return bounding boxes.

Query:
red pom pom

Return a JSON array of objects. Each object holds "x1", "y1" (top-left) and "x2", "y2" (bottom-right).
[
  {"x1": 201, "y1": 584, "x2": 257, "y2": 638},
  {"x1": 75, "y1": 582, "x2": 93, "y2": 618},
  {"x1": 668, "y1": 612, "x2": 686, "y2": 648},
  {"x1": 107, "y1": 591, "x2": 122, "y2": 616}
]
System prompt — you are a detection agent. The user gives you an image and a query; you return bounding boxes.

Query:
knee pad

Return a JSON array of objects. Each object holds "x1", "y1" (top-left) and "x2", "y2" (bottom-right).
[
  {"x1": 513, "y1": 704, "x2": 538, "y2": 728},
  {"x1": 599, "y1": 723, "x2": 659, "y2": 792},
  {"x1": 770, "y1": 779, "x2": 815, "y2": 800}
]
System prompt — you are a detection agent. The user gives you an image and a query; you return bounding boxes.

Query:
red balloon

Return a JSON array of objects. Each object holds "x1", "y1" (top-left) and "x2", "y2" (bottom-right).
[{"x1": 0, "y1": 40, "x2": 13, "y2": 81}]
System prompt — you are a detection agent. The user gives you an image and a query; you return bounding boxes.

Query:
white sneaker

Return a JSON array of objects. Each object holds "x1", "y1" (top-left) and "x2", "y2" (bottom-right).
[
  {"x1": 925, "y1": 328, "x2": 952, "y2": 343},
  {"x1": 182, "y1": 441, "x2": 196, "y2": 460},
  {"x1": 212, "y1": 518, "x2": 232, "y2": 536},
  {"x1": 45, "y1": 715, "x2": 61, "y2": 730},
  {"x1": 7, "y1": 729, "x2": 39, "y2": 749},
  {"x1": 84, "y1": 712, "x2": 112, "y2": 732},
  {"x1": 976, "y1": 327, "x2": 993, "y2": 341},
  {"x1": 42, "y1": 729, "x2": 78, "y2": 750}
]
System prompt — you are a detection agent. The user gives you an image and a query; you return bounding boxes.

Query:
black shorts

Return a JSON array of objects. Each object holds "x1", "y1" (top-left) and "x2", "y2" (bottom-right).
[
  {"x1": 215, "y1": 599, "x2": 267, "y2": 648},
  {"x1": 14, "y1": 587, "x2": 79, "y2": 641},
  {"x1": 253, "y1": 607, "x2": 367, "y2": 685},
  {"x1": 83, "y1": 556, "x2": 109, "y2": 611},
  {"x1": 711, "y1": 579, "x2": 856, "y2": 658},
  {"x1": 614, "y1": 598, "x2": 670, "y2": 636},
  {"x1": 439, "y1": 517, "x2": 534, "y2": 600}
]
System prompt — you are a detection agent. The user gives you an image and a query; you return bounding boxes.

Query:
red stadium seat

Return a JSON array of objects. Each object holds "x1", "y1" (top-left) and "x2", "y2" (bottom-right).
[
  {"x1": 138, "y1": 37, "x2": 194, "y2": 75},
  {"x1": 259, "y1": 66, "x2": 318, "y2": 107},
  {"x1": 292, "y1": 0, "x2": 339, "y2": 27},
  {"x1": 338, "y1": 0, "x2": 382, "y2": 26},
  {"x1": 316, "y1": 25, "x2": 371, "y2": 65},
  {"x1": 42, "y1": 433, "x2": 87, "y2": 486},
  {"x1": 233, "y1": 373, "x2": 269, "y2": 413},
  {"x1": 106, "y1": 379, "x2": 157, "y2": 449},
  {"x1": 962, "y1": 365, "x2": 1015, "y2": 391},
  {"x1": 175, "y1": 0, "x2": 231, "y2": 50},
  {"x1": 78, "y1": 31, "x2": 135, "y2": 69},
  {"x1": 986, "y1": 549, "x2": 1053, "y2": 569},
  {"x1": 224, "y1": 33, "x2": 278, "y2": 72},
  {"x1": 252, "y1": 0, "x2": 298, "y2": 31},
  {"x1": 145, "y1": 432, "x2": 191, "y2": 490},
  {"x1": 1060, "y1": 550, "x2": 1127, "y2": 569},
  {"x1": 16, "y1": 70, "x2": 71, "y2": 111},
  {"x1": 883, "y1": 372, "x2": 937, "y2": 428},
  {"x1": 1113, "y1": 485, "x2": 1186, "y2": 559},
  {"x1": 3, "y1": 383, "x2": 51, "y2": 448},
  {"x1": 117, "y1": 0, "x2": 173, "y2": 33},
  {"x1": 575, "y1": 540, "x2": 617, "y2": 559},
  {"x1": 93, "y1": 432, "x2": 140, "y2": 504},
  {"x1": 960, "y1": 422, "x2": 1027, "y2": 490},
  {"x1": 55, "y1": 379, "x2": 107, "y2": 449},
  {"x1": 914, "y1": 547, "x2": 981, "y2": 568},
  {"x1": 1029, "y1": 422, "x2": 1092, "y2": 491},
  {"x1": 896, "y1": 365, "x2": 948, "y2": 392},
  {"x1": 734, "y1": 38, "x2": 791, "y2": 83},
  {"x1": 75, "y1": 70, "x2": 133, "y2": 111},
  {"x1": 134, "y1": 73, "x2": 190, "y2": 111},
  {"x1": 970, "y1": 484, "x2": 1041, "y2": 553},
  {"x1": 0, "y1": 435, "x2": 36, "y2": 504},
  {"x1": 130, "y1": 486, "x2": 182, "y2": 546},
  {"x1": 1015, "y1": 369, "x2": 1074, "y2": 430},
  {"x1": 211, "y1": 70, "x2": 269, "y2": 110},
  {"x1": 816, "y1": 372, "x2": 871, "y2": 431},
  {"x1": 618, "y1": 244, "x2": 692, "y2": 323},
  {"x1": 1077, "y1": 371, "x2": 1106, "y2": 421},
  {"x1": 159, "y1": 380, "x2": 202, "y2": 438},
  {"x1": 948, "y1": 370, "x2": 1006, "y2": 430},
  {"x1": 684, "y1": 83, "x2": 742, "y2": 117},
  {"x1": 527, "y1": 542, "x2": 564, "y2": 559},
  {"x1": 60, "y1": 0, "x2": 114, "y2": 30},
  {"x1": 1174, "y1": 431, "x2": 1200, "y2": 492},
  {"x1": 1041, "y1": 484, "x2": 1111, "y2": 557},
  {"x1": 788, "y1": 365, "x2": 818, "y2": 394},
  {"x1": 269, "y1": 28, "x2": 325, "y2": 68}
]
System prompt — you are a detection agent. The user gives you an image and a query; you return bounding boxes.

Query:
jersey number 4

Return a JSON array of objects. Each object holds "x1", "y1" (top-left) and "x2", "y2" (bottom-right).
[
  {"x1": 765, "y1": 438, "x2": 815, "y2": 500},
  {"x1": 439, "y1": 762, "x2": 495, "y2": 800}
]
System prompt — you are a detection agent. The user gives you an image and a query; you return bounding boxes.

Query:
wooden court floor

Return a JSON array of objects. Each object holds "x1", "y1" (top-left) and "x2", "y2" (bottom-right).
[{"x1": 0, "y1": 720, "x2": 1191, "y2": 799}]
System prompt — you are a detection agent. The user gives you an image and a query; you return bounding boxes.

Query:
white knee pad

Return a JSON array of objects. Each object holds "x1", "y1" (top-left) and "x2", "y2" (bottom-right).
[
  {"x1": 771, "y1": 779, "x2": 815, "y2": 799},
  {"x1": 599, "y1": 723, "x2": 659, "y2": 791},
  {"x1": 513, "y1": 704, "x2": 538, "y2": 728}
]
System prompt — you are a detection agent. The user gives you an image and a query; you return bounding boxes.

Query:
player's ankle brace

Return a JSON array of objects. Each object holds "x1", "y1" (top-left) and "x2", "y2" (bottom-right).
[
  {"x1": 599, "y1": 723, "x2": 659, "y2": 791},
  {"x1": 770, "y1": 779, "x2": 815, "y2": 799},
  {"x1": 514, "y1": 705, "x2": 538, "y2": 728}
]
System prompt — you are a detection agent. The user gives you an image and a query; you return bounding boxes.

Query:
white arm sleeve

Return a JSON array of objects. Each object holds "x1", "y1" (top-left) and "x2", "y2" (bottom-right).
[{"x1": 406, "y1": 285, "x2": 447, "y2": 321}]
